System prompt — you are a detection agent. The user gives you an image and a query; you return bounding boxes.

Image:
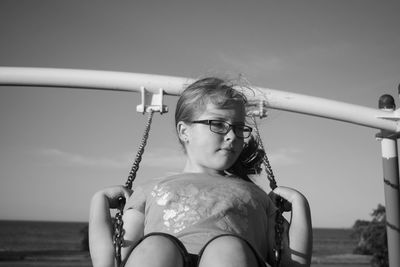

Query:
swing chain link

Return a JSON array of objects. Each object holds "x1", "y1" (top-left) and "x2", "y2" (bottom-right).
[
  {"x1": 113, "y1": 110, "x2": 155, "y2": 267},
  {"x1": 251, "y1": 116, "x2": 284, "y2": 267},
  {"x1": 125, "y1": 110, "x2": 155, "y2": 190},
  {"x1": 113, "y1": 199, "x2": 125, "y2": 267},
  {"x1": 273, "y1": 199, "x2": 285, "y2": 267}
]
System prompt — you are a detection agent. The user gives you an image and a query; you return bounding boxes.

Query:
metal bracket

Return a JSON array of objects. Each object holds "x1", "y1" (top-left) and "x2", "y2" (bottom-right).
[
  {"x1": 136, "y1": 87, "x2": 168, "y2": 114},
  {"x1": 375, "y1": 130, "x2": 400, "y2": 140},
  {"x1": 376, "y1": 109, "x2": 400, "y2": 121},
  {"x1": 246, "y1": 99, "x2": 268, "y2": 118}
]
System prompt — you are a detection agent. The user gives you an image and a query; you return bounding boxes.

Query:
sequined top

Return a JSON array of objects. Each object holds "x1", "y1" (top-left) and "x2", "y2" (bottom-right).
[{"x1": 124, "y1": 173, "x2": 277, "y2": 260}]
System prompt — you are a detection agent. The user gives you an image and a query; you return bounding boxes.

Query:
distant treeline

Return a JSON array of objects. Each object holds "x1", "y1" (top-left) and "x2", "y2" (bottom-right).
[{"x1": 351, "y1": 204, "x2": 388, "y2": 267}]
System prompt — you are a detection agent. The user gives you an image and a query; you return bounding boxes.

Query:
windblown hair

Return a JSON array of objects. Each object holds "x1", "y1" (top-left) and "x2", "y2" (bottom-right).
[
  {"x1": 175, "y1": 77, "x2": 247, "y2": 128},
  {"x1": 175, "y1": 77, "x2": 265, "y2": 182},
  {"x1": 229, "y1": 135, "x2": 265, "y2": 181}
]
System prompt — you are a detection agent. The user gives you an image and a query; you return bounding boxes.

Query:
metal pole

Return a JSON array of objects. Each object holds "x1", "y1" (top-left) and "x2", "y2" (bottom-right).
[
  {"x1": 378, "y1": 94, "x2": 400, "y2": 267},
  {"x1": 0, "y1": 66, "x2": 399, "y2": 132}
]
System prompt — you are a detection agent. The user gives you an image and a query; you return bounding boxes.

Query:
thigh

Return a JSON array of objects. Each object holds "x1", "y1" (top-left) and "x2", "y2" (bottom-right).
[
  {"x1": 125, "y1": 232, "x2": 193, "y2": 267},
  {"x1": 198, "y1": 234, "x2": 267, "y2": 267}
]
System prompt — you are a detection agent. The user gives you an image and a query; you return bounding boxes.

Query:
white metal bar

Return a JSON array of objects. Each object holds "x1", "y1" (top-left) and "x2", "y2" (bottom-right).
[
  {"x1": 378, "y1": 96, "x2": 400, "y2": 267},
  {"x1": 380, "y1": 135, "x2": 400, "y2": 267},
  {"x1": 0, "y1": 66, "x2": 398, "y2": 132},
  {"x1": 0, "y1": 67, "x2": 193, "y2": 94},
  {"x1": 250, "y1": 87, "x2": 400, "y2": 132}
]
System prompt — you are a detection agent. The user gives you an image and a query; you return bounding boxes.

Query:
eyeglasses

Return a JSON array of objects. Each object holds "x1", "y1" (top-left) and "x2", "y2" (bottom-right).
[{"x1": 191, "y1": 120, "x2": 252, "y2": 139}]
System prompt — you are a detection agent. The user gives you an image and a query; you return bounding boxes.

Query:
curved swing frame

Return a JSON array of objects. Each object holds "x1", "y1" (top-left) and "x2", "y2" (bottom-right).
[{"x1": 0, "y1": 66, "x2": 399, "y2": 267}]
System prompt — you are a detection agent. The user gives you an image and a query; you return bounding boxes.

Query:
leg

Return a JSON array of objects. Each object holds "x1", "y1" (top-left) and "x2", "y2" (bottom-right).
[
  {"x1": 124, "y1": 233, "x2": 186, "y2": 267},
  {"x1": 198, "y1": 235, "x2": 264, "y2": 267}
]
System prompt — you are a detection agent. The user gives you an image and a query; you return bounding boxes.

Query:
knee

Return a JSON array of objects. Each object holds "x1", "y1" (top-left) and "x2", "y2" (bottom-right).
[
  {"x1": 199, "y1": 235, "x2": 259, "y2": 267},
  {"x1": 134, "y1": 235, "x2": 179, "y2": 255},
  {"x1": 208, "y1": 235, "x2": 250, "y2": 252}
]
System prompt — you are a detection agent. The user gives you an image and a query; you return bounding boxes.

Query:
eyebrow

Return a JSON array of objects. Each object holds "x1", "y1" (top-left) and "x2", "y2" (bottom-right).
[
  {"x1": 200, "y1": 110, "x2": 245, "y2": 123},
  {"x1": 205, "y1": 117, "x2": 246, "y2": 125}
]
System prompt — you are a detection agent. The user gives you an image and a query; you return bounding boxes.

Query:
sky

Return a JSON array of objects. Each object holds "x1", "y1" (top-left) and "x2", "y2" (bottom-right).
[{"x1": 0, "y1": 0, "x2": 399, "y2": 228}]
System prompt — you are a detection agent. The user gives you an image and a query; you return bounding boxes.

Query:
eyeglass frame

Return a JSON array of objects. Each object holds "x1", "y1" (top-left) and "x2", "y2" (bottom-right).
[{"x1": 190, "y1": 119, "x2": 252, "y2": 139}]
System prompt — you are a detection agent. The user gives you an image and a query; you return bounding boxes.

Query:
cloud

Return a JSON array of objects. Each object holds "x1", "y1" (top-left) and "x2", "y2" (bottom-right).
[
  {"x1": 36, "y1": 146, "x2": 297, "y2": 171},
  {"x1": 36, "y1": 147, "x2": 185, "y2": 170},
  {"x1": 38, "y1": 148, "x2": 129, "y2": 168},
  {"x1": 268, "y1": 148, "x2": 302, "y2": 166},
  {"x1": 140, "y1": 148, "x2": 186, "y2": 169}
]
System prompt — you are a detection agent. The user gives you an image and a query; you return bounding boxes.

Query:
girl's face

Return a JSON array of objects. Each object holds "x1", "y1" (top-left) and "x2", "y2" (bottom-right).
[{"x1": 178, "y1": 101, "x2": 246, "y2": 175}]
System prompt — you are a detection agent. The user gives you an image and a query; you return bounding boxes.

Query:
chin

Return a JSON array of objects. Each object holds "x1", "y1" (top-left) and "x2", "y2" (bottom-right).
[
  {"x1": 206, "y1": 156, "x2": 238, "y2": 172},
  {"x1": 213, "y1": 162, "x2": 235, "y2": 171}
]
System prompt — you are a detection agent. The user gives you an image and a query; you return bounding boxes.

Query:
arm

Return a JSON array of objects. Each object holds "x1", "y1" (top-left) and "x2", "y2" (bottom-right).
[
  {"x1": 89, "y1": 186, "x2": 134, "y2": 267},
  {"x1": 120, "y1": 209, "x2": 145, "y2": 264},
  {"x1": 270, "y1": 187, "x2": 313, "y2": 267}
]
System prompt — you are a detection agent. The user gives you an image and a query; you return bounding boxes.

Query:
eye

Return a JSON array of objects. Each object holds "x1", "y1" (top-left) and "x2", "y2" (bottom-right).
[
  {"x1": 242, "y1": 127, "x2": 251, "y2": 133},
  {"x1": 211, "y1": 120, "x2": 228, "y2": 129},
  {"x1": 235, "y1": 125, "x2": 252, "y2": 138}
]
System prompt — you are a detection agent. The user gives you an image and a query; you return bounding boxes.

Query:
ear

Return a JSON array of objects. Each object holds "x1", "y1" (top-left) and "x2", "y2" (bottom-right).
[{"x1": 177, "y1": 121, "x2": 190, "y2": 143}]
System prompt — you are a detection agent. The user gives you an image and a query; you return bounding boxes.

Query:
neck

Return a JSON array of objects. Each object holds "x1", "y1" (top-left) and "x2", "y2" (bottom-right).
[{"x1": 183, "y1": 160, "x2": 225, "y2": 176}]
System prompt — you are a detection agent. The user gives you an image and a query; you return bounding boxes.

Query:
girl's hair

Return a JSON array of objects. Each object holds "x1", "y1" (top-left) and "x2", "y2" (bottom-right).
[
  {"x1": 175, "y1": 77, "x2": 247, "y2": 129},
  {"x1": 175, "y1": 77, "x2": 265, "y2": 182},
  {"x1": 229, "y1": 135, "x2": 265, "y2": 182}
]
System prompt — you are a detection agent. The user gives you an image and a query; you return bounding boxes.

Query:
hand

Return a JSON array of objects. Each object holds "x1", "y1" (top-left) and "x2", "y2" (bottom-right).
[
  {"x1": 94, "y1": 186, "x2": 133, "y2": 209},
  {"x1": 269, "y1": 186, "x2": 306, "y2": 212}
]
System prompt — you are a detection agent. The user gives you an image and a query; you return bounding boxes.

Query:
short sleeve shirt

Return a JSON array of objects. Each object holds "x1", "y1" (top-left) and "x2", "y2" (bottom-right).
[{"x1": 124, "y1": 173, "x2": 277, "y2": 260}]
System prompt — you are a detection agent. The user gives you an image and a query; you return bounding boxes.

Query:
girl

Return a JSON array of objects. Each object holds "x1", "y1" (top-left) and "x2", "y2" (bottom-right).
[{"x1": 89, "y1": 77, "x2": 312, "y2": 267}]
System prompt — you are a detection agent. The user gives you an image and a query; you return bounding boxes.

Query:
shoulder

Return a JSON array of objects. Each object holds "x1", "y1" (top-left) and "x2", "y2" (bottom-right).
[
  {"x1": 235, "y1": 176, "x2": 279, "y2": 214},
  {"x1": 127, "y1": 173, "x2": 191, "y2": 198},
  {"x1": 123, "y1": 176, "x2": 164, "y2": 211},
  {"x1": 132, "y1": 173, "x2": 182, "y2": 190}
]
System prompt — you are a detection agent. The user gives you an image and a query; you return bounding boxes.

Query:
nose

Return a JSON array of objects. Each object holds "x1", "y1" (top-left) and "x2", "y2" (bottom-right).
[{"x1": 224, "y1": 127, "x2": 236, "y2": 140}]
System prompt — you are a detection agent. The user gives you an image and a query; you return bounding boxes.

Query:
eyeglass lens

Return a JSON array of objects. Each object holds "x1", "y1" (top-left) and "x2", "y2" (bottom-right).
[{"x1": 210, "y1": 121, "x2": 251, "y2": 138}]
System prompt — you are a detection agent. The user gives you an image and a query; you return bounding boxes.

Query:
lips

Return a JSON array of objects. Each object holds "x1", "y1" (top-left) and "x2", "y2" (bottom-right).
[{"x1": 219, "y1": 147, "x2": 235, "y2": 153}]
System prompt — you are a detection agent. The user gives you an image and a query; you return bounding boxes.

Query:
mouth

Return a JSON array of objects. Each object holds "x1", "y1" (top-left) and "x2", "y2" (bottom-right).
[{"x1": 219, "y1": 147, "x2": 235, "y2": 153}]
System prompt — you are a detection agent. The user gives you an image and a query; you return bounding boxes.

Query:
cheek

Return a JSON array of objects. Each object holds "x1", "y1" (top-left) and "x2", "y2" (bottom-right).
[
  {"x1": 192, "y1": 127, "x2": 219, "y2": 144},
  {"x1": 235, "y1": 139, "x2": 245, "y2": 151},
  {"x1": 189, "y1": 131, "x2": 215, "y2": 151},
  {"x1": 199, "y1": 136, "x2": 221, "y2": 151}
]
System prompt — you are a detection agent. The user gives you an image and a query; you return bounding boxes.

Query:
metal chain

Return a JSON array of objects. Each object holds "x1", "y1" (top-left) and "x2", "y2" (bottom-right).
[
  {"x1": 251, "y1": 116, "x2": 276, "y2": 189},
  {"x1": 113, "y1": 110, "x2": 155, "y2": 267},
  {"x1": 125, "y1": 110, "x2": 155, "y2": 190},
  {"x1": 113, "y1": 200, "x2": 125, "y2": 267},
  {"x1": 251, "y1": 116, "x2": 284, "y2": 267}
]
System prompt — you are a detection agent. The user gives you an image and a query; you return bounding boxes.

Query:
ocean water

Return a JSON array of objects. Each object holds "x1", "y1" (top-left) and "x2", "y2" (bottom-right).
[
  {"x1": 0, "y1": 220, "x2": 370, "y2": 266},
  {"x1": 0, "y1": 221, "x2": 86, "y2": 252},
  {"x1": 312, "y1": 228, "x2": 358, "y2": 256}
]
